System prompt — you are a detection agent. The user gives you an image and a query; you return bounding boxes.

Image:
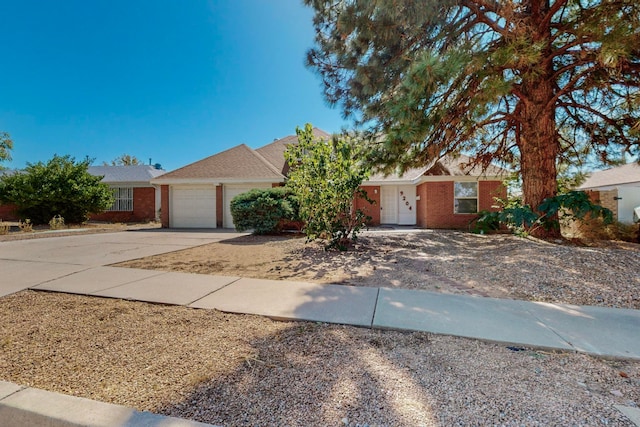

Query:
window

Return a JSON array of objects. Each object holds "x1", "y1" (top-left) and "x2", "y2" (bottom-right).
[
  {"x1": 454, "y1": 182, "x2": 477, "y2": 214},
  {"x1": 108, "y1": 187, "x2": 133, "y2": 211}
]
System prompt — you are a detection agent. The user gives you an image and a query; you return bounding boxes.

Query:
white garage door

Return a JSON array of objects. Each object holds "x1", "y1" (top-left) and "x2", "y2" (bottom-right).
[
  {"x1": 224, "y1": 183, "x2": 272, "y2": 228},
  {"x1": 170, "y1": 186, "x2": 217, "y2": 228}
]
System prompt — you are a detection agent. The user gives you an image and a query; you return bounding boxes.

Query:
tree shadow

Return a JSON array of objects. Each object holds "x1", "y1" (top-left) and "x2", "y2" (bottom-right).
[
  {"x1": 155, "y1": 321, "x2": 441, "y2": 426},
  {"x1": 215, "y1": 233, "x2": 303, "y2": 246},
  {"x1": 274, "y1": 231, "x2": 498, "y2": 295},
  {"x1": 283, "y1": 230, "x2": 640, "y2": 308},
  {"x1": 154, "y1": 285, "x2": 639, "y2": 426}
]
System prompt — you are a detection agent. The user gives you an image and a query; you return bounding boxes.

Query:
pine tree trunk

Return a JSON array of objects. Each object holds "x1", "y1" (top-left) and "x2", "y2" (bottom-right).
[
  {"x1": 517, "y1": 0, "x2": 561, "y2": 239},
  {"x1": 519, "y1": 90, "x2": 559, "y2": 238}
]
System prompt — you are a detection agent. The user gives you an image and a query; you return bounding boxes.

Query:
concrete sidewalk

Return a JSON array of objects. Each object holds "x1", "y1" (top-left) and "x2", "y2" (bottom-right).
[
  {"x1": 0, "y1": 380, "x2": 217, "y2": 427},
  {"x1": 30, "y1": 265, "x2": 640, "y2": 360}
]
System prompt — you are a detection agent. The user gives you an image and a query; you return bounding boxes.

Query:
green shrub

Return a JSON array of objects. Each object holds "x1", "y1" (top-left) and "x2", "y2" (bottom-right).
[
  {"x1": 475, "y1": 191, "x2": 613, "y2": 237},
  {"x1": 230, "y1": 187, "x2": 299, "y2": 234},
  {"x1": 0, "y1": 155, "x2": 114, "y2": 224},
  {"x1": 471, "y1": 210, "x2": 501, "y2": 234}
]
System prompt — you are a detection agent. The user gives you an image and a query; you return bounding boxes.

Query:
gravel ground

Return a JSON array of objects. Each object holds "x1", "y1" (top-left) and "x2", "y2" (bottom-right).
[
  {"x1": 118, "y1": 229, "x2": 640, "y2": 309},
  {"x1": 2, "y1": 229, "x2": 639, "y2": 425},
  {"x1": 1, "y1": 291, "x2": 639, "y2": 426}
]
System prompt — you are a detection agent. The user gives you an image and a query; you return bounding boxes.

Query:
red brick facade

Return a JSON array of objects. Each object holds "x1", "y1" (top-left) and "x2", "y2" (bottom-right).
[
  {"x1": 90, "y1": 187, "x2": 158, "y2": 223},
  {"x1": 416, "y1": 180, "x2": 505, "y2": 229},
  {"x1": 356, "y1": 185, "x2": 381, "y2": 225},
  {"x1": 1, "y1": 187, "x2": 159, "y2": 224},
  {"x1": 157, "y1": 180, "x2": 505, "y2": 230},
  {"x1": 216, "y1": 185, "x2": 223, "y2": 228},
  {"x1": 357, "y1": 180, "x2": 505, "y2": 229},
  {"x1": 0, "y1": 203, "x2": 19, "y2": 221},
  {"x1": 161, "y1": 185, "x2": 170, "y2": 227}
]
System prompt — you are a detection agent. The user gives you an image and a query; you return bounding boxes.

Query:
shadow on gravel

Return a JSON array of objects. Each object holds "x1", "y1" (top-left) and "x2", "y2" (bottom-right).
[{"x1": 155, "y1": 322, "x2": 440, "y2": 426}]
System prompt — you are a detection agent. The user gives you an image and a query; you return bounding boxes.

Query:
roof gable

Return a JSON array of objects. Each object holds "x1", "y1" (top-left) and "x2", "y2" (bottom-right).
[
  {"x1": 367, "y1": 154, "x2": 509, "y2": 183},
  {"x1": 367, "y1": 167, "x2": 429, "y2": 183},
  {"x1": 426, "y1": 154, "x2": 509, "y2": 177},
  {"x1": 157, "y1": 144, "x2": 284, "y2": 181},
  {"x1": 256, "y1": 127, "x2": 331, "y2": 175},
  {"x1": 579, "y1": 162, "x2": 640, "y2": 189}
]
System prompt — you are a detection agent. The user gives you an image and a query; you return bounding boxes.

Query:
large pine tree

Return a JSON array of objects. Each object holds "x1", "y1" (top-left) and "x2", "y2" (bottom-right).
[{"x1": 305, "y1": 0, "x2": 640, "y2": 236}]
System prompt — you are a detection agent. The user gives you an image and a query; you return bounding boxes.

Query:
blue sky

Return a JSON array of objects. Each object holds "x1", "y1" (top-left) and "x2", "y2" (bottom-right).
[{"x1": 0, "y1": 1, "x2": 348, "y2": 171}]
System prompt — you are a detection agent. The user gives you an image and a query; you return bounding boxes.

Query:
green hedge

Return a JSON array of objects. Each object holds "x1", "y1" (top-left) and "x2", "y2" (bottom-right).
[
  {"x1": 0, "y1": 155, "x2": 114, "y2": 224},
  {"x1": 230, "y1": 187, "x2": 299, "y2": 234}
]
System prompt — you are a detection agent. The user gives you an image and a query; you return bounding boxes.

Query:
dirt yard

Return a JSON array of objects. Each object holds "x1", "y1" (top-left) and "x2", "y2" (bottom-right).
[{"x1": 117, "y1": 229, "x2": 640, "y2": 309}]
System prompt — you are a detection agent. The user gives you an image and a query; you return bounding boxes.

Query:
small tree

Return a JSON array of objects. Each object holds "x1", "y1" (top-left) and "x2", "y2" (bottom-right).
[
  {"x1": 285, "y1": 124, "x2": 373, "y2": 250},
  {"x1": 0, "y1": 155, "x2": 114, "y2": 224},
  {"x1": 106, "y1": 154, "x2": 141, "y2": 166},
  {"x1": 0, "y1": 132, "x2": 13, "y2": 168},
  {"x1": 230, "y1": 187, "x2": 299, "y2": 234}
]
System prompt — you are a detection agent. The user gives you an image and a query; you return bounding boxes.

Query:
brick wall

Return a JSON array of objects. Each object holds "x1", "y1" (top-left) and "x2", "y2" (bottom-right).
[
  {"x1": 356, "y1": 186, "x2": 381, "y2": 225},
  {"x1": 216, "y1": 185, "x2": 223, "y2": 228},
  {"x1": 416, "y1": 184, "x2": 427, "y2": 228},
  {"x1": 161, "y1": 185, "x2": 170, "y2": 228},
  {"x1": 3, "y1": 186, "x2": 163, "y2": 224},
  {"x1": 418, "y1": 180, "x2": 505, "y2": 229},
  {"x1": 586, "y1": 189, "x2": 618, "y2": 220},
  {"x1": 0, "y1": 203, "x2": 19, "y2": 221},
  {"x1": 90, "y1": 187, "x2": 157, "y2": 223},
  {"x1": 479, "y1": 181, "x2": 506, "y2": 211},
  {"x1": 133, "y1": 187, "x2": 156, "y2": 221}
]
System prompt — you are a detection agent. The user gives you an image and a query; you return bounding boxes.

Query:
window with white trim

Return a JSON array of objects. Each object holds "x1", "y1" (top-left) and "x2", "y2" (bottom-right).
[
  {"x1": 108, "y1": 187, "x2": 133, "y2": 211},
  {"x1": 454, "y1": 182, "x2": 478, "y2": 214}
]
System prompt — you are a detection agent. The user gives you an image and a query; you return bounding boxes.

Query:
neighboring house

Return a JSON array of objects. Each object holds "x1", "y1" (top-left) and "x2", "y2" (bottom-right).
[
  {"x1": 0, "y1": 165, "x2": 165, "y2": 223},
  {"x1": 88, "y1": 165, "x2": 166, "y2": 223},
  {"x1": 578, "y1": 162, "x2": 640, "y2": 224},
  {"x1": 153, "y1": 129, "x2": 508, "y2": 229}
]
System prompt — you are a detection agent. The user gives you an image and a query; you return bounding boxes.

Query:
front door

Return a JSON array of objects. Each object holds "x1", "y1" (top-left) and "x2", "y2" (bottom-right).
[
  {"x1": 397, "y1": 185, "x2": 416, "y2": 225},
  {"x1": 380, "y1": 186, "x2": 417, "y2": 225},
  {"x1": 380, "y1": 186, "x2": 398, "y2": 224}
]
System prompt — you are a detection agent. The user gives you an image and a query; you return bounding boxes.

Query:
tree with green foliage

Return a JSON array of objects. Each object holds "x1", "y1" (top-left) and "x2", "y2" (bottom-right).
[
  {"x1": 106, "y1": 154, "x2": 141, "y2": 166},
  {"x1": 285, "y1": 123, "x2": 373, "y2": 250},
  {"x1": 230, "y1": 187, "x2": 300, "y2": 234},
  {"x1": 0, "y1": 132, "x2": 13, "y2": 168},
  {"x1": 474, "y1": 190, "x2": 613, "y2": 236},
  {"x1": 305, "y1": 0, "x2": 640, "y2": 237},
  {"x1": 0, "y1": 155, "x2": 114, "y2": 224}
]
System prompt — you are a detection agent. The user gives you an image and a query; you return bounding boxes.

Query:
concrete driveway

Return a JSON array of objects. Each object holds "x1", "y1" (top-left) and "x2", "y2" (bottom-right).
[{"x1": 0, "y1": 229, "x2": 243, "y2": 297}]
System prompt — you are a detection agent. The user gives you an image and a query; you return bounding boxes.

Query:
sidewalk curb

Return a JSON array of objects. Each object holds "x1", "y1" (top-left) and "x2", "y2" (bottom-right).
[
  {"x1": 615, "y1": 405, "x2": 640, "y2": 427},
  {"x1": 0, "y1": 381, "x2": 216, "y2": 427}
]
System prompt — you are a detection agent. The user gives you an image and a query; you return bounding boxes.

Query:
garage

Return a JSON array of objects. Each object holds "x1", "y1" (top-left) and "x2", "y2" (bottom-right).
[
  {"x1": 170, "y1": 186, "x2": 217, "y2": 228},
  {"x1": 223, "y1": 183, "x2": 272, "y2": 228}
]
